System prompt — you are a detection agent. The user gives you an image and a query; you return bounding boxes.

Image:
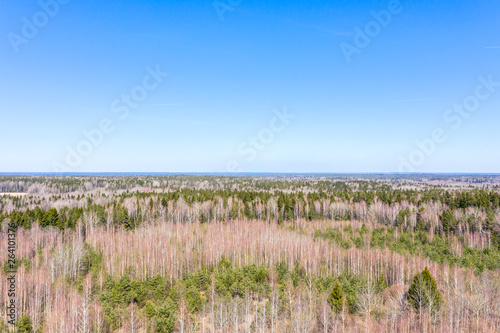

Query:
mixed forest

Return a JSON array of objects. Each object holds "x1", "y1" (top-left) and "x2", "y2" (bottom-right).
[{"x1": 0, "y1": 174, "x2": 499, "y2": 332}]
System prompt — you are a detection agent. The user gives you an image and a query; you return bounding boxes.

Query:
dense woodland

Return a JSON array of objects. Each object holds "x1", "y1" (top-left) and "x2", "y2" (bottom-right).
[{"x1": 0, "y1": 175, "x2": 499, "y2": 332}]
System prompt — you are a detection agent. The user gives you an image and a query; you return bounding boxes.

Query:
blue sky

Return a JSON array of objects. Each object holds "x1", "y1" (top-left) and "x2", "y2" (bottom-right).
[{"x1": 0, "y1": 0, "x2": 499, "y2": 173}]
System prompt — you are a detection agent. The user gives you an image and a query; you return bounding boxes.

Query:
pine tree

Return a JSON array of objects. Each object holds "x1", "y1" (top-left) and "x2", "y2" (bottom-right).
[
  {"x1": 408, "y1": 267, "x2": 442, "y2": 315},
  {"x1": 113, "y1": 204, "x2": 131, "y2": 229},
  {"x1": 44, "y1": 208, "x2": 63, "y2": 229},
  {"x1": 15, "y1": 315, "x2": 33, "y2": 333},
  {"x1": 396, "y1": 208, "x2": 411, "y2": 229},
  {"x1": 440, "y1": 210, "x2": 456, "y2": 234},
  {"x1": 328, "y1": 280, "x2": 344, "y2": 313},
  {"x1": 230, "y1": 203, "x2": 238, "y2": 220},
  {"x1": 375, "y1": 274, "x2": 388, "y2": 293},
  {"x1": 484, "y1": 209, "x2": 495, "y2": 231}
]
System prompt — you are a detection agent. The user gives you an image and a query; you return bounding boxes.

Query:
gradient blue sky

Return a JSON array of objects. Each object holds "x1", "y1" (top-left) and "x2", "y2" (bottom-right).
[{"x1": 1, "y1": 0, "x2": 499, "y2": 173}]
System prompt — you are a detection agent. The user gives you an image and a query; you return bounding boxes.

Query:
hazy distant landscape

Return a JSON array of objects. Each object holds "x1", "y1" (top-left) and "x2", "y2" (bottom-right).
[{"x1": 0, "y1": 174, "x2": 499, "y2": 332}]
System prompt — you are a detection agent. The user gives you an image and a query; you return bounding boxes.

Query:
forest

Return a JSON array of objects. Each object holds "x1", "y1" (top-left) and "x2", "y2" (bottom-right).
[{"x1": 0, "y1": 174, "x2": 499, "y2": 332}]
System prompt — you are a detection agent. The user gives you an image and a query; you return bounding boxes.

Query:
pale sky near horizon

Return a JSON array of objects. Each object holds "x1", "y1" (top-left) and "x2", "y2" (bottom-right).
[{"x1": 0, "y1": 0, "x2": 499, "y2": 173}]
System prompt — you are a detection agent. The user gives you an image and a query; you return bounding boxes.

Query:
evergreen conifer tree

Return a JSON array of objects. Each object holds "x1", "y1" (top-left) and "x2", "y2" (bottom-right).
[
  {"x1": 408, "y1": 267, "x2": 442, "y2": 315},
  {"x1": 15, "y1": 315, "x2": 33, "y2": 333},
  {"x1": 328, "y1": 280, "x2": 344, "y2": 313},
  {"x1": 440, "y1": 210, "x2": 456, "y2": 234}
]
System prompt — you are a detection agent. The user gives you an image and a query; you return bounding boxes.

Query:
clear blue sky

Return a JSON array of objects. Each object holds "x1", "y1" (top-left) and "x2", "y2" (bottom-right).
[{"x1": 0, "y1": 0, "x2": 499, "y2": 173}]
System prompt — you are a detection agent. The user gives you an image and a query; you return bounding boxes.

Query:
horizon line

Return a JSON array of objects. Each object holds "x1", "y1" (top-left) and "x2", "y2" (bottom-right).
[{"x1": 1, "y1": 172, "x2": 500, "y2": 176}]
